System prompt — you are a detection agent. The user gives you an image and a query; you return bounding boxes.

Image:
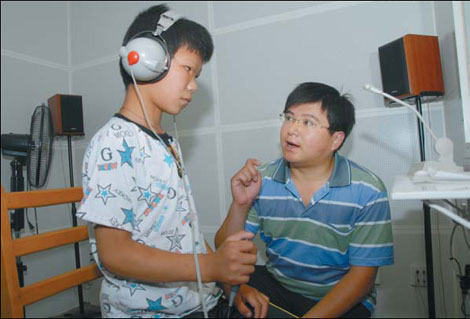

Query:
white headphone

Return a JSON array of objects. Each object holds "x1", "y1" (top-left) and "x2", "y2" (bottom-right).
[{"x1": 119, "y1": 10, "x2": 181, "y2": 82}]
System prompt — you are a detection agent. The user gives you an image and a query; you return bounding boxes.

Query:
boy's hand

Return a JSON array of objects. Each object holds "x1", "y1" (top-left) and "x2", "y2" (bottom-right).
[
  {"x1": 234, "y1": 284, "x2": 269, "y2": 318},
  {"x1": 231, "y1": 159, "x2": 262, "y2": 208},
  {"x1": 211, "y1": 231, "x2": 257, "y2": 285}
]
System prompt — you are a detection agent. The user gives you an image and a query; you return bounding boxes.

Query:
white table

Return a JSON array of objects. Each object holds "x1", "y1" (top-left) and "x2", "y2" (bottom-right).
[
  {"x1": 391, "y1": 175, "x2": 470, "y2": 200},
  {"x1": 390, "y1": 175, "x2": 470, "y2": 318}
]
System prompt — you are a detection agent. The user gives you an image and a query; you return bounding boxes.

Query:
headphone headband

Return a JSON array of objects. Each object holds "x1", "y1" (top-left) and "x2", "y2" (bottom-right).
[{"x1": 153, "y1": 11, "x2": 182, "y2": 36}]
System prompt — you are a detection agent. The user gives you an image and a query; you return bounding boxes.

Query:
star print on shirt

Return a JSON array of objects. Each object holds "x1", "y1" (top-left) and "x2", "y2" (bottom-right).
[
  {"x1": 133, "y1": 218, "x2": 143, "y2": 232},
  {"x1": 164, "y1": 154, "x2": 173, "y2": 167},
  {"x1": 139, "y1": 147, "x2": 151, "y2": 164},
  {"x1": 95, "y1": 184, "x2": 117, "y2": 205},
  {"x1": 165, "y1": 227, "x2": 186, "y2": 251},
  {"x1": 130, "y1": 176, "x2": 138, "y2": 192},
  {"x1": 118, "y1": 138, "x2": 135, "y2": 168},
  {"x1": 75, "y1": 211, "x2": 87, "y2": 219},
  {"x1": 123, "y1": 282, "x2": 146, "y2": 297},
  {"x1": 137, "y1": 184, "x2": 159, "y2": 207},
  {"x1": 146, "y1": 296, "x2": 166, "y2": 312},
  {"x1": 121, "y1": 208, "x2": 134, "y2": 227}
]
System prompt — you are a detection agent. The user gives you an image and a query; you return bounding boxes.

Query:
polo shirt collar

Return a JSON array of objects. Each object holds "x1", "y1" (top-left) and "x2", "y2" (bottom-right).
[
  {"x1": 329, "y1": 153, "x2": 351, "y2": 187},
  {"x1": 272, "y1": 153, "x2": 351, "y2": 187}
]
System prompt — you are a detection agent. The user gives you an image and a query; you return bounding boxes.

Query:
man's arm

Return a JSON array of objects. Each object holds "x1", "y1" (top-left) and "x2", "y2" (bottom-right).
[
  {"x1": 95, "y1": 225, "x2": 256, "y2": 285},
  {"x1": 302, "y1": 266, "x2": 377, "y2": 318},
  {"x1": 215, "y1": 202, "x2": 251, "y2": 248},
  {"x1": 215, "y1": 159, "x2": 262, "y2": 248}
]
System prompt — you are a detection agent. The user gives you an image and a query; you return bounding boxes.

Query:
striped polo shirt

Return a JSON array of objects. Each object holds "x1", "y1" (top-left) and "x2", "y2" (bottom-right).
[{"x1": 245, "y1": 153, "x2": 394, "y2": 314}]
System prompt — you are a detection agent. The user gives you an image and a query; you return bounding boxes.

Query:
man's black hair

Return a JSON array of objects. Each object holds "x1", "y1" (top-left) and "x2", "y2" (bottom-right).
[
  {"x1": 283, "y1": 82, "x2": 355, "y2": 150},
  {"x1": 120, "y1": 4, "x2": 214, "y2": 88}
]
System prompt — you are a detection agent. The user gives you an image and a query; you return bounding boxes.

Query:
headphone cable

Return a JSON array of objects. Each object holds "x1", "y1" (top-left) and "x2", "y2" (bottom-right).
[{"x1": 130, "y1": 70, "x2": 209, "y2": 318}]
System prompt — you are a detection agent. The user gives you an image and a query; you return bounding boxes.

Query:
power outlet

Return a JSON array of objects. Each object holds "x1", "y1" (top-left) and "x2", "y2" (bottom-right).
[{"x1": 410, "y1": 265, "x2": 427, "y2": 287}]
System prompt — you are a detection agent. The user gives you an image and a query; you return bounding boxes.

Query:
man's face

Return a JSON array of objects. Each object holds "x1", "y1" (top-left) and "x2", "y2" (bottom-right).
[
  {"x1": 148, "y1": 46, "x2": 203, "y2": 115},
  {"x1": 280, "y1": 102, "x2": 344, "y2": 168}
]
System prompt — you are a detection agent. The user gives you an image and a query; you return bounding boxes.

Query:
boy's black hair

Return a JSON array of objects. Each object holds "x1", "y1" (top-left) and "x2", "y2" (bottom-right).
[
  {"x1": 120, "y1": 4, "x2": 214, "y2": 89},
  {"x1": 283, "y1": 82, "x2": 355, "y2": 150}
]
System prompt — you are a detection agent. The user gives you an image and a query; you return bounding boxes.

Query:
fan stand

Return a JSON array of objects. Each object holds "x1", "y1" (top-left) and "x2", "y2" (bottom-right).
[{"x1": 9, "y1": 157, "x2": 28, "y2": 288}]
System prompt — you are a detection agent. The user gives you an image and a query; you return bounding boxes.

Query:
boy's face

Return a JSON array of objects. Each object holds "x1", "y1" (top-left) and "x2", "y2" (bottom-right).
[
  {"x1": 147, "y1": 46, "x2": 203, "y2": 115},
  {"x1": 280, "y1": 102, "x2": 344, "y2": 167}
]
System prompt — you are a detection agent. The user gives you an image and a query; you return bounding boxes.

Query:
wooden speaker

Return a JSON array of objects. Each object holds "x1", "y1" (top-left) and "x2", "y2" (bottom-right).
[
  {"x1": 48, "y1": 94, "x2": 85, "y2": 136},
  {"x1": 378, "y1": 34, "x2": 444, "y2": 105}
]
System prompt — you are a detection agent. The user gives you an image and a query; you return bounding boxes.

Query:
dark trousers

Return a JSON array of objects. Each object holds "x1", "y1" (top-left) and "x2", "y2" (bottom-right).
[{"x1": 248, "y1": 265, "x2": 371, "y2": 318}]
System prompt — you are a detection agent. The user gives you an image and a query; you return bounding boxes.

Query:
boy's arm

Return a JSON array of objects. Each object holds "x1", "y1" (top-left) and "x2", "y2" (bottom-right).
[
  {"x1": 215, "y1": 159, "x2": 262, "y2": 248},
  {"x1": 301, "y1": 266, "x2": 377, "y2": 318},
  {"x1": 95, "y1": 225, "x2": 256, "y2": 285}
]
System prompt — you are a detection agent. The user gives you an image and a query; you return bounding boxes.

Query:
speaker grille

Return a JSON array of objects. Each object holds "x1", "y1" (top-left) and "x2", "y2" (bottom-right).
[
  {"x1": 60, "y1": 95, "x2": 84, "y2": 135},
  {"x1": 378, "y1": 38, "x2": 410, "y2": 97}
]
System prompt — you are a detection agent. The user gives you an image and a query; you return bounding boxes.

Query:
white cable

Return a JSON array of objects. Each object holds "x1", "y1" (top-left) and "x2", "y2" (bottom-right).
[
  {"x1": 172, "y1": 116, "x2": 209, "y2": 318},
  {"x1": 425, "y1": 102, "x2": 436, "y2": 160},
  {"x1": 130, "y1": 70, "x2": 208, "y2": 318},
  {"x1": 363, "y1": 84, "x2": 438, "y2": 141},
  {"x1": 428, "y1": 203, "x2": 470, "y2": 229}
]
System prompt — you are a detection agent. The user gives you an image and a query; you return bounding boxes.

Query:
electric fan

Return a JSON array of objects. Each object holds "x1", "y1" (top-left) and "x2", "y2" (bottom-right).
[
  {"x1": 1, "y1": 104, "x2": 54, "y2": 287},
  {"x1": 1, "y1": 104, "x2": 54, "y2": 188}
]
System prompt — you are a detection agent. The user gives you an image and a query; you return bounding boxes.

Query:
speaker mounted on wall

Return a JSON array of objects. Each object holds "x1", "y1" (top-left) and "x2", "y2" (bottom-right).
[
  {"x1": 48, "y1": 94, "x2": 85, "y2": 136},
  {"x1": 378, "y1": 34, "x2": 445, "y2": 106}
]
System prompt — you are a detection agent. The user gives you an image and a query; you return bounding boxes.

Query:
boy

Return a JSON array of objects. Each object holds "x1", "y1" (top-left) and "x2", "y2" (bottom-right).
[
  {"x1": 78, "y1": 4, "x2": 267, "y2": 318},
  {"x1": 216, "y1": 82, "x2": 394, "y2": 318}
]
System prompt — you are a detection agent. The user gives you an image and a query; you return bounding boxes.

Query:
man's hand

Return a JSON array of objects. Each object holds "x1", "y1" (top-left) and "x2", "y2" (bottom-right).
[
  {"x1": 234, "y1": 284, "x2": 269, "y2": 318},
  {"x1": 215, "y1": 159, "x2": 261, "y2": 250},
  {"x1": 209, "y1": 231, "x2": 257, "y2": 285},
  {"x1": 231, "y1": 159, "x2": 262, "y2": 208}
]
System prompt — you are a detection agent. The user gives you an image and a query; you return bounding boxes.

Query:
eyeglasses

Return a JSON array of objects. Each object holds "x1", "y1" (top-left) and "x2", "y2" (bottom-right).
[{"x1": 279, "y1": 113, "x2": 330, "y2": 130}]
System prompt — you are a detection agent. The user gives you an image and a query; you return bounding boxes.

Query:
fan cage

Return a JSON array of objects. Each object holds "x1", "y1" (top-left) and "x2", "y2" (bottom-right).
[{"x1": 28, "y1": 104, "x2": 53, "y2": 188}]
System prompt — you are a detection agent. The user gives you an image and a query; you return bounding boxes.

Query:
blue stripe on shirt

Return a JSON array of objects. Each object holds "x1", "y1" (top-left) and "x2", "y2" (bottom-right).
[{"x1": 261, "y1": 233, "x2": 350, "y2": 268}]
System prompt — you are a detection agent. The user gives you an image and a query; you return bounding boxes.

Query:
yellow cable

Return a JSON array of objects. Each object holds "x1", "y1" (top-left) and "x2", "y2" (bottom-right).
[{"x1": 269, "y1": 301, "x2": 299, "y2": 318}]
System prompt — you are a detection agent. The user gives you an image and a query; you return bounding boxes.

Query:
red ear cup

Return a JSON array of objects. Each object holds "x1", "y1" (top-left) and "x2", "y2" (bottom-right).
[
  {"x1": 119, "y1": 11, "x2": 181, "y2": 82},
  {"x1": 128, "y1": 51, "x2": 139, "y2": 66}
]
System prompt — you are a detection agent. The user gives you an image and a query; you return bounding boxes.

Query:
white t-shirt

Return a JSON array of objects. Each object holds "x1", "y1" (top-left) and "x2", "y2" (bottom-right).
[{"x1": 77, "y1": 115, "x2": 221, "y2": 318}]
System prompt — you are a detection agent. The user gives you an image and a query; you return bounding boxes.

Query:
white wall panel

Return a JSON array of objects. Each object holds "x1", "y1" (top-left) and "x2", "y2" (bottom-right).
[
  {"x1": 221, "y1": 126, "x2": 283, "y2": 214},
  {"x1": 70, "y1": 1, "x2": 210, "y2": 66},
  {"x1": 1, "y1": 56, "x2": 69, "y2": 190},
  {"x1": 0, "y1": 57, "x2": 69, "y2": 135},
  {"x1": 1, "y1": 1, "x2": 68, "y2": 66},
  {"x1": 345, "y1": 108, "x2": 446, "y2": 226},
  {"x1": 216, "y1": 1, "x2": 434, "y2": 125},
  {"x1": 213, "y1": 1, "x2": 322, "y2": 28},
  {"x1": 72, "y1": 60, "x2": 124, "y2": 138},
  {"x1": 434, "y1": 1, "x2": 467, "y2": 165},
  {"x1": 179, "y1": 133, "x2": 221, "y2": 228}
]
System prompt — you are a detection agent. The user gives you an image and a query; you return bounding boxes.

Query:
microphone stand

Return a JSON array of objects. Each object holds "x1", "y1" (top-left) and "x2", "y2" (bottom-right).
[
  {"x1": 415, "y1": 97, "x2": 436, "y2": 319},
  {"x1": 10, "y1": 158, "x2": 27, "y2": 316}
]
